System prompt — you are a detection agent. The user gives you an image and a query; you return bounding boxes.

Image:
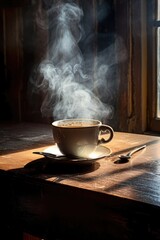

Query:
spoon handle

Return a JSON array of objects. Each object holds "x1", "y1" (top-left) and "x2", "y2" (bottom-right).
[
  {"x1": 33, "y1": 151, "x2": 59, "y2": 158},
  {"x1": 127, "y1": 145, "x2": 146, "y2": 157}
]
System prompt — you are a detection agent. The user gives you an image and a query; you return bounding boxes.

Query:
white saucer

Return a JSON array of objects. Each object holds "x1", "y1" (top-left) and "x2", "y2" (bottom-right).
[{"x1": 43, "y1": 144, "x2": 111, "y2": 163}]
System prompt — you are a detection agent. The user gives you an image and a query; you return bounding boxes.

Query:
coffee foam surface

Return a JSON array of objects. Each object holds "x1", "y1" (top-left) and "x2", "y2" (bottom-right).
[{"x1": 59, "y1": 121, "x2": 97, "y2": 128}]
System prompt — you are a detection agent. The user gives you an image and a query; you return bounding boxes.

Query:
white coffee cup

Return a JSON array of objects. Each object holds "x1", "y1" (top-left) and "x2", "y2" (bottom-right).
[{"x1": 52, "y1": 119, "x2": 114, "y2": 158}]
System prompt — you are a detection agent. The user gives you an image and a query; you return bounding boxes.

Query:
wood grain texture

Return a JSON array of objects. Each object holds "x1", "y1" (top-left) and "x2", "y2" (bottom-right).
[{"x1": 0, "y1": 123, "x2": 160, "y2": 239}]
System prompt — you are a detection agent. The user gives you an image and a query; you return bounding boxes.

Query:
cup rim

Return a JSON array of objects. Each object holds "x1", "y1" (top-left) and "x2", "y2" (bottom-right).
[{"x1": 52, "y1": 118, "x2": 101, "y2": 128}]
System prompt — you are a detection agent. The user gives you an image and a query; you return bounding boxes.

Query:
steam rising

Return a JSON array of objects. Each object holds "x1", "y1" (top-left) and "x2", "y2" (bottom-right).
[{"x1": 31, "y1": 2, "x2": 126, "y2": 121}]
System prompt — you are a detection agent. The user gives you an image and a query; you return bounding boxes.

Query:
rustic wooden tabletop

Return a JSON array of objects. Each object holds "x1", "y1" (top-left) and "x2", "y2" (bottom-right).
[{"x1": 0, "y1": 122, "x2": 160, "y2": 239}]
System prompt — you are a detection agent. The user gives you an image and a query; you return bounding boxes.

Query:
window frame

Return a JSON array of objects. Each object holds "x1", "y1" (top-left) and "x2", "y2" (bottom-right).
[{"x1": 147, "y1": 0, "x2": 160, "y2": 132}]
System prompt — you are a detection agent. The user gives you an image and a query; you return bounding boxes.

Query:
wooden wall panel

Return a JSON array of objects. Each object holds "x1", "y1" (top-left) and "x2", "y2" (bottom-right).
[
  {"x1": 114, "y1": 0, "x2": 146, "y2": 133},
  {"x1": 3, "y1": 7, "x2": 23, "y2": 121},
  {"x1": 0, "y1": 0, "x2": 146, "y2": 132}
]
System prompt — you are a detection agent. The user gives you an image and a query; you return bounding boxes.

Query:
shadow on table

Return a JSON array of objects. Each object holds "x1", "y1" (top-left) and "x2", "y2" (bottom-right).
[{"x1": 8, "y1": 156, "x2": 100, "y2": 177}]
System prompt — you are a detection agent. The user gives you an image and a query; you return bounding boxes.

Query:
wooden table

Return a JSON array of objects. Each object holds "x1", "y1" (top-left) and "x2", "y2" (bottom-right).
[{"x1": 0, "y1": 123, "x2": 160, "y2": 240}]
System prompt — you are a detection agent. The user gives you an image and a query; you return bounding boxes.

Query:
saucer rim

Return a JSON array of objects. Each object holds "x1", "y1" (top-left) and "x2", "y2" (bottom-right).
[{"x1": 43, "y1": 144, "x2": 112, "y2": 162}]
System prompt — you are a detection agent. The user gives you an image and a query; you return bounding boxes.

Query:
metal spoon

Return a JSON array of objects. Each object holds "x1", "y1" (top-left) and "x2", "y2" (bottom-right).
[{"x1": 116, "y1": 145, "x2": 146, "y2": 163}]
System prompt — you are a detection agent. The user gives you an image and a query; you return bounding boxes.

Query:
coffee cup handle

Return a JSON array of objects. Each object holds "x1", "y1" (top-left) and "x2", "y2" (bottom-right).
[{"x1": 98, "y1": 125, "x2": 114, "y2": 144}]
